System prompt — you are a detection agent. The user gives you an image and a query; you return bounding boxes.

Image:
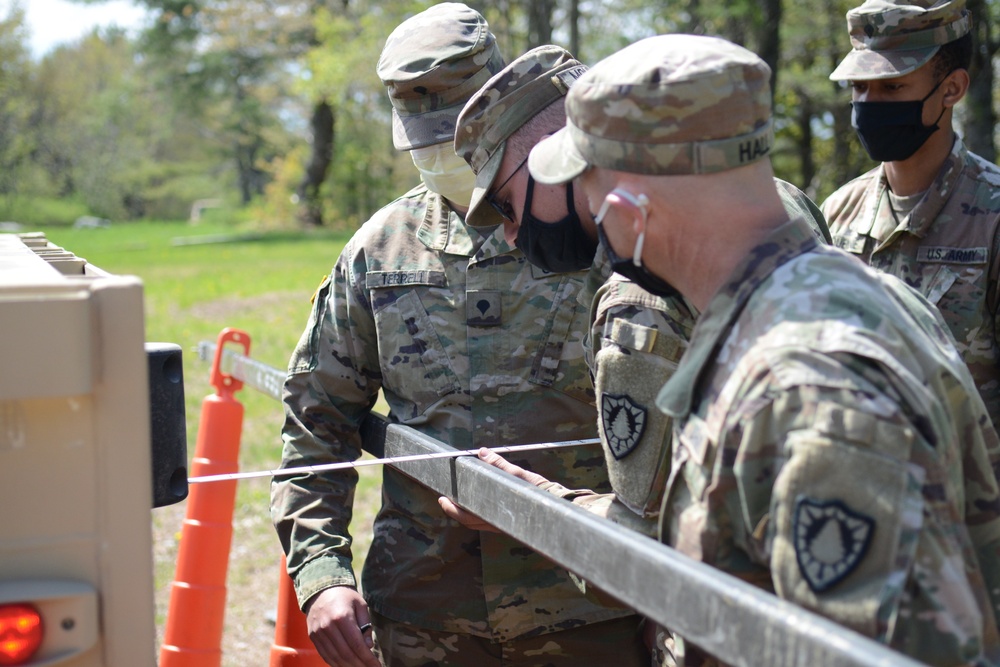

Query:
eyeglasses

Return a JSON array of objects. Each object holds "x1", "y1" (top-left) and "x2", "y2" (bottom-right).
[{"x1": 487, "y1": 153, "x2": 529, "y2": 223}]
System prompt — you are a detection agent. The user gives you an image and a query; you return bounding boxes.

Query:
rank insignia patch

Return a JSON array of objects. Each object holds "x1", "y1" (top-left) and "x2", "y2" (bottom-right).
[
  {"x1": 794, "y1": 497, "x2": 874, "y2": 593},
  {"x1": 466, "y1": 290, "x2": 502, "y2": 327},
  {"x1": 600, "y1": 393, "x2": 647, "y2": 460}
]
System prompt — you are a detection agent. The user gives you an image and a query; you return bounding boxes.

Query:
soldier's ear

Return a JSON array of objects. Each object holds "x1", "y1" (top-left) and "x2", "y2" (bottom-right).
[
  {"x1": 942, "y1": 67, "x2": 970, "y2": 108},
  {"x1": 612, "y1": 190, "x2": 650, "y2": 237}
]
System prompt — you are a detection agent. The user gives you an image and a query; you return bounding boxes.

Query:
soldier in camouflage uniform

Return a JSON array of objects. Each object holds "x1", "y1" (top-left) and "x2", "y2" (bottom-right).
[
  {"x1": 519, "y1": 34, "x2": 1000, "y2": 666},
  {"x1": 270, "y1": 4, "x2": 647, "y2": 666},
  {"x1": 446, "y1": 46, "x2": 831, "y2": 538},
  {"x1": 822, "y1": 0, "x2": 1000, "y2": 428}
]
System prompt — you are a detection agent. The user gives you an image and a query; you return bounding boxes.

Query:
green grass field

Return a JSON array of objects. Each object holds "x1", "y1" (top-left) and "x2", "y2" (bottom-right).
[{"x1": 36, "y1": 220, "x2": 385, "y2": 666}]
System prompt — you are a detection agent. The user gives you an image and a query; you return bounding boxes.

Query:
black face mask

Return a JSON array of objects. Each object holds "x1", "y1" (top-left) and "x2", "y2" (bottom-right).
[
  {"x1": 515, "y1": 175, "x2": 598, "y2": 273},
  {"x1": 851, "y1": 76, "x2": 948, "y2": 163},
  {"x1": 594, "y1": 190, "x2": 682, "y2": 301}
]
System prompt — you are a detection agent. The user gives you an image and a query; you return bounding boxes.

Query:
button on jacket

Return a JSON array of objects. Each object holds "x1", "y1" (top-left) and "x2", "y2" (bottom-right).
[{"x1": 272, "y1": 184, "x2": 630, "y2": 640}]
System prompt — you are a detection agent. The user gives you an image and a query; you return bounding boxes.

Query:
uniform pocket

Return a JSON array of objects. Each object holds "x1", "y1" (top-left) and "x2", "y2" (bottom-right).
[
  {"x1": 770, "y1": 427, "x2": 923, "y2": 641},
  {"x1": 526, "y1": 273, "x2": 595, "y2": 406},
  {"x1": 288, "y1": 275, "x2": 331, "y2": 374},
  {"x1": 595, "y1": 319, "x2": 686, "y2": 517},
  {"x1": 372, "y1": 288, "x2": 461, "y2": 416}
]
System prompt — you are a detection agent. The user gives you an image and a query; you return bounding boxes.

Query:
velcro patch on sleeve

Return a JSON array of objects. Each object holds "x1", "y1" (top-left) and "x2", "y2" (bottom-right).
[{"x1": 770, "y1": 428, "x2": 924, "y2": 639}]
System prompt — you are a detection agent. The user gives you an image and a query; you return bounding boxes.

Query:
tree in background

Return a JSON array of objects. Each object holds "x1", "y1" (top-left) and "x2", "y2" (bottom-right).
[
  {"x1": 0, "y1": 7, "x2": 35, "y2": 207},
  {"x1": 136, "y1": 0, "x2": 304, "y2": 207},
  {"x1": 298, "y1": 2, "x2": 426, "y2": 228},
  {"x1": 292, "y1": 0, "x2": 339, "y2": 227},
  {"x1": 3, "y1": 0, "x2": 999, "y2": 227},
  {"x1": 964, "y1": 0, "x2": 997, "y2": 162}
]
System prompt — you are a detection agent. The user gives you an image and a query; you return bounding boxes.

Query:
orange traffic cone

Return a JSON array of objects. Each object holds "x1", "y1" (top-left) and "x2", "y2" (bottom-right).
[
  {"x1": 269, "y1": 555, "x2": 326, "y2": 666},
  {"x1": 160, "y1": 329, "x2": 251, "y2": 667}
]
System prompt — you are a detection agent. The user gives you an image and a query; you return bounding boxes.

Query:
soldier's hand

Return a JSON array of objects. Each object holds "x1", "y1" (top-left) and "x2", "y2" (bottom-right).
[
  {"x1": 438, "y1": 448, "x2": 551, "y2": 531},
  {"x1": 476, "y1": 447, "x2": 549, "y2": 485},
  {"x1": 304, "y1": 586, "x2": 379, "y2": 667}
]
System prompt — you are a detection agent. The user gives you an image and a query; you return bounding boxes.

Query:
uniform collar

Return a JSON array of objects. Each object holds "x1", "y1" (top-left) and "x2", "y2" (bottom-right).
[
  {"x1": 656, "y1": 217, "x2": 817, "y2": 419},
  {"x1": 851, "y1": 135, "x2": 966, "y2": 244},
  {"x1": 415, "y1": 189, "x2": 482, "y2": 257}
]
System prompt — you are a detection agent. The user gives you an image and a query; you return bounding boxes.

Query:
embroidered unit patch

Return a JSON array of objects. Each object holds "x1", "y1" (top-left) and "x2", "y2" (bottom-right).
[
  {"x1": 466, "y1": 290, "x2": 502, "y2": 327},
  {"x1": 793, "y1": 497, "x2": 874, "y2": 593},
  {"x1": 600, "y1": 393, "x2": 647, "y2": 460}
]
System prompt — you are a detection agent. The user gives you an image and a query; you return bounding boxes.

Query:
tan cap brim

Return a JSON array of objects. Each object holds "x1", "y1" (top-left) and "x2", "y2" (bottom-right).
[
  {"x1": 829, "y1": 45, "x2": 940, "y2": 81},
  {"x1": 527, "y1": 125, "x2": 588, "y2": 185},
  {"x1": 392, "y1": 105, "x2": 466, "y2": 151},
  {"x1": 465, "y1": 143, "x2": 506, "y2": 228}
]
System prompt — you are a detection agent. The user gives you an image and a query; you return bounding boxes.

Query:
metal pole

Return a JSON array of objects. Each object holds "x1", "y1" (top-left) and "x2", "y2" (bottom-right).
[{"x1": 197, "y1": 341, "x2": 921, "y2": 667}]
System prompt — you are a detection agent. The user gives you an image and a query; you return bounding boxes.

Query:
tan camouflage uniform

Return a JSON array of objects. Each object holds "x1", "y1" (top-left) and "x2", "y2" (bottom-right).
[
  {"x1": 272, "y1": 6, "x2": 645, "y2": 666},
  {"x1": 584, "y1": 179, "x2": 831, "y2": 526},
  {"x1": 274, "y1": 183, "x2": 640, "y2": 642},
  {"x1": 658, "y1": 216, "x2": 1000, "y2": 666},
  {"x1": 455, "y1": 46, "x2": 832, "y2": 535},
  {"x1": 824, "y1": 0, "x2": 1000, "y2": 428},
  {"x1": 528, "y1": 33, "x2": 1000, "y2": 667}
]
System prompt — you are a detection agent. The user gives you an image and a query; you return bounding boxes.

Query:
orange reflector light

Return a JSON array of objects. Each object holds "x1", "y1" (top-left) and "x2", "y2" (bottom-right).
[{"x1": 0, "y1": 603, "x2": 43, "y2": 665}]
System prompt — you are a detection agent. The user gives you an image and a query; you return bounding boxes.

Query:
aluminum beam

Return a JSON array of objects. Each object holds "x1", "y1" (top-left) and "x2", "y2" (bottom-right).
[{"x1": 198, "y1": 342, "x2": 921, "y2": 667}]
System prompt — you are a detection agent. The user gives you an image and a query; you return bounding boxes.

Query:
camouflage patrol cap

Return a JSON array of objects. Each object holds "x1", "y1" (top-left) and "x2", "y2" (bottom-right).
[
  {"x1": 376, "y1": 3, "x2": 505, "y2": 150},
  {"x1": 829, "y1": 0, "x2": 971, "y2": 81},
  {"x1": 455, "y1": 45, "x2": 587, "y2": 227},
  {"x1": 529, "y1": 34, "x2": 774, "y2": 185}
]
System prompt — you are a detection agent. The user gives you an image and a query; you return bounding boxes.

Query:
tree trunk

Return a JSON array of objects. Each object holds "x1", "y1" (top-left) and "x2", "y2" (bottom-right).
[
  {"x1": 965, "y1": 0, "x2": 996, "y2": 161},
  {"x1": 526, "y1": 0, "x2": 555, "y2": 49},
  {"x1": 757, "y1": 0, "x2": 782, "y2": 97},
  {"x1": 296, "y1": 99, "x2": 335, "y2": 227},
  {"x1": 796, "y1": 91, "x2": 816, "y2": 191},
  {"x1": 568, "y1": 0, "x2": 580, "y2": 59},
  {"x1": 827, "y1": 0, "x2": 855, "y2": 190}
]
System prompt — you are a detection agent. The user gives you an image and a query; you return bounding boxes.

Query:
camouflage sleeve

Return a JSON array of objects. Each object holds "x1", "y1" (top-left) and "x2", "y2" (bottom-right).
[
  {"x1": 592, "y1": 278, "x2": 693, "y2": 519},
  {"x1": 703, "y1": 377, "x2": 1000, "y2": 664},
  {"x1": 535, "y1": 481, "x2": 658, "y2": 538},
  {"x1": 270, "y1": 240, "x2": 382, "y2": 609},
  {"x1": 581, "y1": 247, "x2": 613, "y2": 377},
  {"x1": 991, "y1": 223, "x2": 1000, "y2": 341}
]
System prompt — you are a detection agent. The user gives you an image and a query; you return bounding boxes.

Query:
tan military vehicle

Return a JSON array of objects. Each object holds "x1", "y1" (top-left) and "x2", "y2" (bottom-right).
[{"x1": 0, "y1": 233, "x2": 186, "y2": 666}]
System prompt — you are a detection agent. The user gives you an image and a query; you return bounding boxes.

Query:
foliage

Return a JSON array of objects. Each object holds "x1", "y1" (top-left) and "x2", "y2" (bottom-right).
[
  {"x1": 135, "y1": 0, "x2": 308, "y2": 205},
  {"x1": 0, "y1": 7, "x2": 34, "y2": 202},
  {"x1": 2, "y1": 0, "x2": 1000, "y2": 227},
  {"x1": 30, "y1": 219, "x2": 382, "y2": 664},
  {"x1": 0, "y1": 194, "x2": 90, "y2": 226},
  {"x1": 295, "y1": 2, "x2": 427, "y2": 228}
]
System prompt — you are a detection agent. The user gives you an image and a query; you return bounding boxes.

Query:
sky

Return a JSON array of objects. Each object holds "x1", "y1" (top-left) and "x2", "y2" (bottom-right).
[{"x1": 2, "y1": 0, "x2": 148, "y2": 58}]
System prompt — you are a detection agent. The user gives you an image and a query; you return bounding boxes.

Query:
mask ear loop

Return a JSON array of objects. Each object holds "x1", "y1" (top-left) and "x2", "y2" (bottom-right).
[
  {"x1": 922, "y1": 72, "x2": 954, "y2": 129},
  {"x1": 594, "y1": 189, "x2": 650, "y2": 265},
  {"x1": 612, "y1": 190, "x2": 650, "y2": 266}
]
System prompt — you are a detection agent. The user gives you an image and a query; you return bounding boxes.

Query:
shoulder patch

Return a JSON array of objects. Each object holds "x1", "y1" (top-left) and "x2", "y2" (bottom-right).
[
  {"x1": 600, "y1": 393, "x2": 647, "y2": 460},
  {"x1": 310, "y1": 274, "x2": 330, "y2": 305},
  {"x1": 794, "y1": 497, "x2": 874, "y2": 593}
]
